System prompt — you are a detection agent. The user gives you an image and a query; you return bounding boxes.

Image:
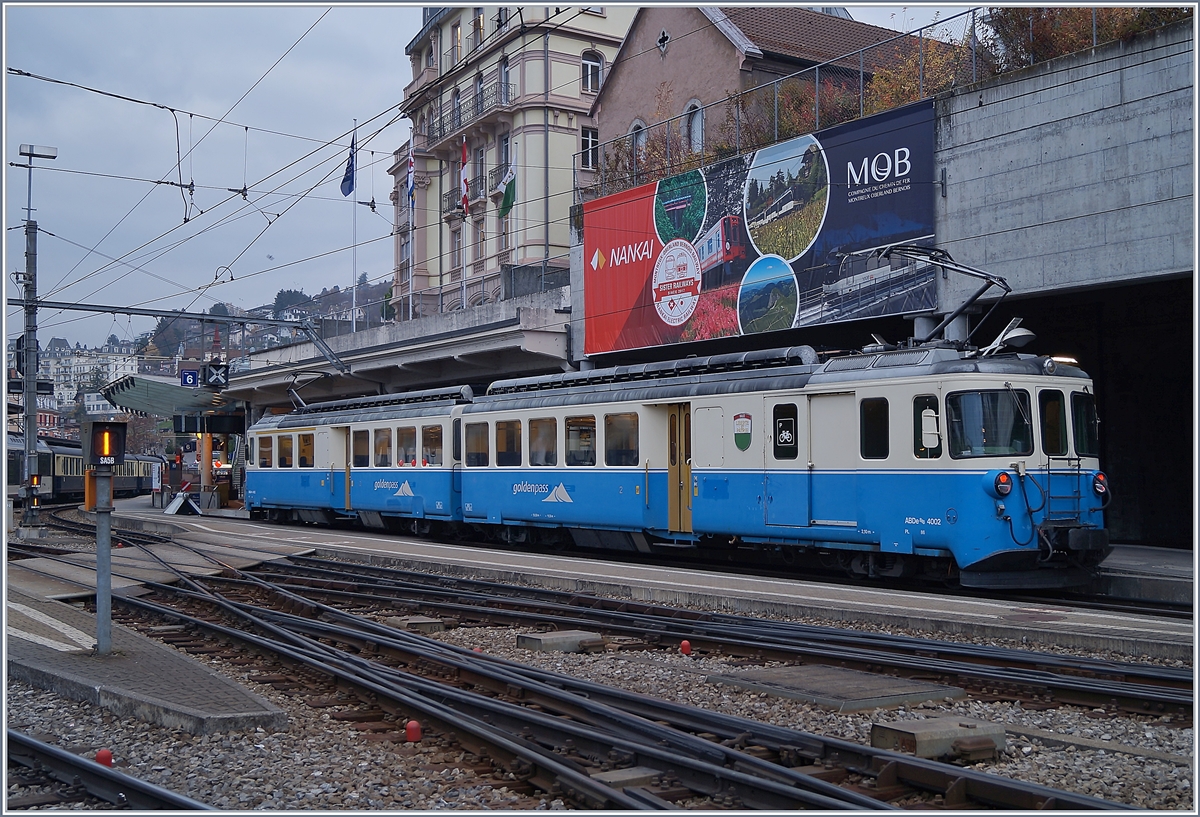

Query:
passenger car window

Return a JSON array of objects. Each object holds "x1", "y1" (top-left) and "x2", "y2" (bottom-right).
[
  {"x1": 277, "y1": 435, "x2": 294, "y2": 468},
  {"x1": 496, "y1": 420, "x2": 522, "y2": 466},
  {"x1": 258, "y1": 436, "x2": 273, "y2": 468},
  {"x1": 298, "y1": 434, "x2": 314, "y2": 468},
  {"x1": 529, "y1": 418, "x2": 557, "y2": 466},
  {"x1": 860, "y1": 398, "x2": 889, "y2": 459},
  {"x1": 465, "y1": 422, "x2": 489, "y2": 467},
  {"x1": 374, "y1": 428, "x2": 392, "y2": 467},
  {"x1": 352, "y1": 430, "x2": 370, "y2": 468},
  {"x1": 565, "y1": 416, "x2": 596, "y2": 466},
  {"x1": 397, "y1": 426, "x2": 417, "y2": 466},
  {"x1": 422, "y1": 425, "x2": 443, "y2": 465},
  {"x1": 604, "y1": 413, "x2": 639, "y2": 466}
]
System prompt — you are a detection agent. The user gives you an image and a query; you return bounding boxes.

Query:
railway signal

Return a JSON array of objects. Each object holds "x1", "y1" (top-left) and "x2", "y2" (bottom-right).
[{"x1": 87, "y1": 421, "x2": 128, "y2": 466}]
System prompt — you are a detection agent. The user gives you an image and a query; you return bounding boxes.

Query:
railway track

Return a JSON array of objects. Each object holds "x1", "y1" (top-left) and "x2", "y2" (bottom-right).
[
  {"x1": 7, "y1": 729, "x2": 214, "y2": 810},
  {"x1": 90, "y1": 539, "x2": 1142, "y2": 810},
  {"x1": 244, "y1": 554, "x2": 1192, "y2": 719}
]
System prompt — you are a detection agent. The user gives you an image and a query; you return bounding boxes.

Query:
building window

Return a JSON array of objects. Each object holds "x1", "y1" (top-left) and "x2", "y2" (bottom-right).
[
  {"x1": 471, "y1": 7, "x2": 484, "y2": 51},
  {"x1": 450, "y1": 22, "x2": 461, "y2": 63},
  {"x1": 426, "y1": 47, "x2": 434, "y2": 68},
  {"x1": 630, "y1": 120, "x2": 648, "y2": 150},
  {"x1": 474, "y1": 145, "x2": 485, "y2": 182},
  {"x1": 450, "y1": 227, "x2": 462, "y2": 269},
  {"x1": 451, "y1": 88, "x2": 462, "y2": 128},
  {"x1": 473, "y1": 219, "x2": 485, "y2": 264},
  {"x1": 495, "y1": 7, "x2": 509, "y2": 32},
  {"x1": 685, "y1": 103, "x2": 704, "y2": 153},
  {"x1": 474, "y1": 74, "x2": 484, "y2": 116},
  {"x1": 581, "y1": 127, "x2": 599, "y2": 170},
  {"x1": 497, "y1": 214, "x2": 509, "y2": 250},
  {"x1": 582, "y1": 50, "x2": 603, "y2": 93},
  {"x1": 499, "y1": 57, "x2": 511, "y2": 104}
]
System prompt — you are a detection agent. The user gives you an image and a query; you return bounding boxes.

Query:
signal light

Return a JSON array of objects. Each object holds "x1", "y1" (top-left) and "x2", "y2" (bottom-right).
[
  {"x1": 30, "y1": 474, "x2": 40, "y2": 487},
  {"x1": 994, "y1": 472, "x2": 1013, "y2": 496},
  {"x1": 87, "y1": 421, "x2": 128, "y2": 466}
]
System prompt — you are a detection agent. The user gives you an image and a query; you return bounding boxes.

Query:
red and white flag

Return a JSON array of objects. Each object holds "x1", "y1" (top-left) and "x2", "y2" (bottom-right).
[{"x1": 460, "y1": 136, "x2": 469, "y2": 212}]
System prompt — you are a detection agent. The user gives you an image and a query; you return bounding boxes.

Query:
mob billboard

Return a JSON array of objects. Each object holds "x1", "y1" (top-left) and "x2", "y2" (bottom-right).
[{"x1": 582, "y1": 100, "x2": 936, "y2": 356}]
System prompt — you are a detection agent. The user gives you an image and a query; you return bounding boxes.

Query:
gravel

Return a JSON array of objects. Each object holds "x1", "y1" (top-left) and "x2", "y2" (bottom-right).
[{"x1": 6, "y1": 532, "x2": 1193, "y2": 809}]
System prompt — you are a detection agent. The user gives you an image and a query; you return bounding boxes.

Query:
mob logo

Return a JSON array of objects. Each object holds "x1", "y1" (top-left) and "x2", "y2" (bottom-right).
[{"x1": 847, "y1": 148, "x2": 912, "y2": 186}]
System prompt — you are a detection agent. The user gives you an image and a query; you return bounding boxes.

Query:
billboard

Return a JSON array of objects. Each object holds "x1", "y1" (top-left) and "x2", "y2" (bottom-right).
[{"x1": 583, "y1": 101, "x2": 936, "y2": 356}]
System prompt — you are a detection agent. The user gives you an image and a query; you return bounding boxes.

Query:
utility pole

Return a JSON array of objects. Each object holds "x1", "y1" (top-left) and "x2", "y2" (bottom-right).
[{"x1": 17, "y1": 144, "x2": 57, "y2": 530}]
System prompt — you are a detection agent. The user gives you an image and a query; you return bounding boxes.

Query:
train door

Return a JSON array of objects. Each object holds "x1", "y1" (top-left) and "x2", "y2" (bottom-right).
[
  {"x1": 326, "y1": 427, "x2": 350, "y2": 510},
  {"x1": 764, "y1": 398, "x2": 810, "y2": 527},
  {"x1": 807, "y1": 393, "x2": 857, "y2": 527},
  {"x1": 667, "y1": 404, "x2": 692, "y2": 533}
]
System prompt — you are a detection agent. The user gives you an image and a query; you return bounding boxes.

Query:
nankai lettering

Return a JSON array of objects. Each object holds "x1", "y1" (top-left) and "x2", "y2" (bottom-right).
[{"x1": 607, "y1": 240, "x2": 654, "y2": 267}]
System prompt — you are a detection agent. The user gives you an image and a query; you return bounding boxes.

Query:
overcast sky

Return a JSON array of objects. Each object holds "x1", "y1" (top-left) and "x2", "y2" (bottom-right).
[{"x1": 4, "y1": 3, "x2": 970, "y2": 349}]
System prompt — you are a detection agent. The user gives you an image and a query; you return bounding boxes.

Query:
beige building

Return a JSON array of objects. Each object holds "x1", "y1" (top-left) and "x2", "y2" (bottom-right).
[{"x1": 389, "y1": 6, "x2": 634, "y2": 319}]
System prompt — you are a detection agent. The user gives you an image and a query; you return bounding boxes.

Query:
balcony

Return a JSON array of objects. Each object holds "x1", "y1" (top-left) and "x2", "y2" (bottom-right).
[
  {"x1": 488, "y1": 162, "x2": 509, "y2": 198},
  {"x1": 443, "y1": 43, "x2": 462, "y2": 69},
  {"x1": 426, "y1": 81, "x2": 515, "y2": 147},
  {"x1": 441, "y1": 175, "x2": 488, "y2": 217}
]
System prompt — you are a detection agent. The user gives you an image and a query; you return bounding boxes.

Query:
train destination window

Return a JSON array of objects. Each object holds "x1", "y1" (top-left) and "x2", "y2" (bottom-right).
[
  {"x1": 298, "y1": 434, "x2": 314, "y2": 468},
  {"x1": 1039, "y1": 390, "x2": 1067, "y2": 456},
  {"x1": 374, "y1": 428, "x2": 392, "y2": 467},
  {"x1": 529, "y1": 418, "x2": 557, "y2": 466},
  {"x1": 565, "y1": 416, "x2": 596, "y2": 466},
  {"x1": 772, "y1": 403, "x2": 798, "y2": 460},
  {"x1": 352, "y1": 430, "x2": 370, "y2": 468},
  {"x1": 258, "y1": 436, "x2": 273, "y2": 468},
  {"x1": 860, "y1": 398, "x2": 889, "y2": 459},
  {"x1": 422, "y1": 425, "x2": 443, "y2": 465},
  {"x1": 1071, "y1": 392, "x2": 1100, "y2": 457},
  {"x1": 913, "y1": 396, "x2": 942, "y2": 459},
  {"x1": 496, "y1": 420, "x2": 522, "y2": 466},
  {"x1": 946, "y1": 389, "x2": 1033, "y2": 459},
  {"x1": 278, "y1": 435, "x2": 294, "y2": 468},
  {"x1": 604, "y1": 413, "x2": 639, "y2": 466},
  {"x1": 465, "y1": 422, "x2": 489, "y2": 467},
  {"x1": 397, "y1": 427, "x2": 417, "y2": 466}
]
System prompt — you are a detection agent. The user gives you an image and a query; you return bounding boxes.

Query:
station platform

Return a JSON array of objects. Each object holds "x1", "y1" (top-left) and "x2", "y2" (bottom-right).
[
  {"x1": 1092, "y1": 544, "x2": 1195, "y2": 604},
  {"x1": 5, "y1": 530, "x2": 313, "y2": 734}
]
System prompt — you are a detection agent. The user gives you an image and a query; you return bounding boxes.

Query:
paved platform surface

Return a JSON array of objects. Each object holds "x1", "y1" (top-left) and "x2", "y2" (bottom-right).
[
  {"x1": 7, "y1": 588, "x2": 286, "y2": 734},
  {"x1": 1092, "y1": 544, "x2": 1194, "y2": 603},
  {"x1": 6, "y1": 523, "x2": 314, "y2": 734}
]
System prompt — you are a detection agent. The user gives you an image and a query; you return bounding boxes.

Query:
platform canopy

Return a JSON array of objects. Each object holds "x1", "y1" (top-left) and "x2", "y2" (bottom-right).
[{"x1": 100, "y1": 374, "x2": 234, "y2": 417}]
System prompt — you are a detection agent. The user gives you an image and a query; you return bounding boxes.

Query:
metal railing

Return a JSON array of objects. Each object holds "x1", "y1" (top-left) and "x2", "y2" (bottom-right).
[
  {"x1": 391, "y1": 262, "x2": 567, "y2": 322},
  {"x1": 427, "y1": 82, "x2": 515, "y2": 145},
  {"x1": 440, "y1": 175, "x2": 488, "y2": 215},
  {"x1": 575, "y1": 9, "x2": 989, "y2": 202}
]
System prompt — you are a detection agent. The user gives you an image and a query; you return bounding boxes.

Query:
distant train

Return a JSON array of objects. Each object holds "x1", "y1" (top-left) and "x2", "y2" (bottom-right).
[
  {"x1": 696, "y1": 214, "x2": 746, "y2": 289},
  {"x1": 245, "y1": 335, "x2": 1112, "y2": 590},
  {"x1": 6, "y1": 434, "x2": 162, "y2": 505}
]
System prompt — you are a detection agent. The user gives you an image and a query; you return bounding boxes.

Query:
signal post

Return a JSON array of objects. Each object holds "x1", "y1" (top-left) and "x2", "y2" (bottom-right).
[{"x1": 86, "y1": 421, "x2": 126, "y2": 655}]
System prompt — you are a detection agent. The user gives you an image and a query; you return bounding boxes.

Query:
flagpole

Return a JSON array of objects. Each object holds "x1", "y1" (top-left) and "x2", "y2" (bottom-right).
[
  {"x1": 351, "y1": 121, "x2": 357, "y2": 334},
  {"x1": 408, "y1": 140, "x2": 415, "y2": 321}
]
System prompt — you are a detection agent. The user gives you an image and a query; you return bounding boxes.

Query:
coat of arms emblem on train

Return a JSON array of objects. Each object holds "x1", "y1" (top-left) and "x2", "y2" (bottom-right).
[{"x1": 733, "y1": 413, "x2": 752, "y2": 451}]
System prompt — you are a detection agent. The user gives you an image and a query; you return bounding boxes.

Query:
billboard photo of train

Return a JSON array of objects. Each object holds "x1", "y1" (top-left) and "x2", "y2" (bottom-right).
[{"x1": 583, "y1": 101, "x2": 937, "y2": 355}]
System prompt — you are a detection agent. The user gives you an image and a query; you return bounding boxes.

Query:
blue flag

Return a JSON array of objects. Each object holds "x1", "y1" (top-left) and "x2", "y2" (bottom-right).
[{"x1": 340, "y1": 130, "x2": 356, "y2": 197}]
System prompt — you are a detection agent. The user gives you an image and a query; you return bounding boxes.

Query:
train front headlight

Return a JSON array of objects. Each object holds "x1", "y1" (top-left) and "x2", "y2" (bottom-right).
[
  {"x1": 1092, "y1": 472, "x2": 1108, "y2": 496},
  {"x1": 994, "y1": 472, "x2": 1013, "y2": 496}
]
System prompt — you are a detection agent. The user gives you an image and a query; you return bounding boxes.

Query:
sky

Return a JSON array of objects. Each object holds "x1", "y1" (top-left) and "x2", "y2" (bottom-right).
[{"x1": 4, "y1": 3, "x2": 970, "y2": 349}]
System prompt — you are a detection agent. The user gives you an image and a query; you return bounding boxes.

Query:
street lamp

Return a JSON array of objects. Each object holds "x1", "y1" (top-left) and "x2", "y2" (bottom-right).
[{"x1": 17, "y1": 143, "x2": 57, "y2": 530}]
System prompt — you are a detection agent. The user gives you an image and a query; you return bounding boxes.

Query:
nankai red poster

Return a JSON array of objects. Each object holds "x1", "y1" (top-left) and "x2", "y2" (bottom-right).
[{"x1": 583, "y1": 102, "x2": 936, "y2": 356}]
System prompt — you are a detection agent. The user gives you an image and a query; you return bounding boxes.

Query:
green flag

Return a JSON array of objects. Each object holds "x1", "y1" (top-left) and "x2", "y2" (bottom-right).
[{"x1": 497, "y1": 152, "x2": 517, "y2": 218}]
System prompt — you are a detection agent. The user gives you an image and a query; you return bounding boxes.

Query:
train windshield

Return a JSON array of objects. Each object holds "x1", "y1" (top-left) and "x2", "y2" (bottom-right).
[
  {"x1": 1071, "y1": 391, "x2": 1100, "y2": 457},
  {"x1": 946, "y1": 389, "x2": 1033, "y2": 459}
]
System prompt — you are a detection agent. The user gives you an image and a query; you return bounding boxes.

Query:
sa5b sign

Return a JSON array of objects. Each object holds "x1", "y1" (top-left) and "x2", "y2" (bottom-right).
[{"x1": 86, "y1": 421, "x2": 128, "y2": 466}]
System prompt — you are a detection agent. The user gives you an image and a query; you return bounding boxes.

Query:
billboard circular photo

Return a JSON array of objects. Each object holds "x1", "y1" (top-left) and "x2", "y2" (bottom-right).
[
  {"x1": 654, "y1": 170, "x2": 707, "y2": 244},
  {"x1": 652, "y1": 239, "x2": 703, "y2": 326},
  {"x1": 737, "y1": 254, "x2": 798, "y2": 334},
  {"x1": 744, "y1": 135, "x2": 829, "y2": 262}
]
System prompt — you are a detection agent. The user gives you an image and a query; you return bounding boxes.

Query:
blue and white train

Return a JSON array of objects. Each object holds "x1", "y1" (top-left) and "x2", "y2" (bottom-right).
[{"x1": 245, "y1": 339, "x2": 1111, "y2": 589}]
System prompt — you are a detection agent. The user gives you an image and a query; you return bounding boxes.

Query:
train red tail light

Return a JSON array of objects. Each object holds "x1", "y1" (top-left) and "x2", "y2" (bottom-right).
[
  {"x1": 1092, "y1": 472, "x2": 1108, "y2": 496},
  {"x1": 994, "y1": 472, "x2": 1013, "y2": 496}
]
